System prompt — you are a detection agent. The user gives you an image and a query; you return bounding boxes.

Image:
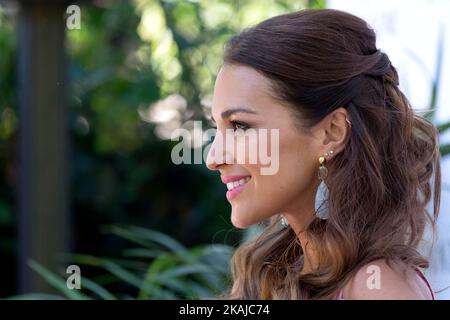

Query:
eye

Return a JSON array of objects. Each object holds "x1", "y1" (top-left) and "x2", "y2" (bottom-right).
[{"x1": 230, "y1": 120, "x2": 250, "y2": 131}]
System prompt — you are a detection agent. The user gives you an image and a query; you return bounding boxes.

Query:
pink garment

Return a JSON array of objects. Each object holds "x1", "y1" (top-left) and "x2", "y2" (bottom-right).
[{"x1": 336, "y1": 267, "x2": 435, "y2": 300}]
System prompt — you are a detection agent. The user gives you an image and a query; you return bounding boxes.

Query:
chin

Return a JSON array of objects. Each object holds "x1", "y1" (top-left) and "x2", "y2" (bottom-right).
[
  {"x1": 231, "y1": 211, "x2": 260, "y2": 229},
  {"x1": 231, "y1": 214, "x2": 253, "y2": 229}
]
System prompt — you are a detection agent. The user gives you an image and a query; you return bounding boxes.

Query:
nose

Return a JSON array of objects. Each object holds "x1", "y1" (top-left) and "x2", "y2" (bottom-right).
[
  {"x1": 206, "y1": 131, "x2": 233, "y2": 171},
  {"x1": 205, "y1": 145, "x2": 219, "y2": 171}
]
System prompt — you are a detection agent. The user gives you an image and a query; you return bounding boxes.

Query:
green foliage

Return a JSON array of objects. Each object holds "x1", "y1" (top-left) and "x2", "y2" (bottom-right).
[
  {"x1": 419, "y1": 27, "x2": 450, "y2": 156},
  {"x1": 27, "y1": 260, "x2": 92, "y2": 300},
  {"x1": 13, "y1": 226, "x2": 234, "y2": 300}
]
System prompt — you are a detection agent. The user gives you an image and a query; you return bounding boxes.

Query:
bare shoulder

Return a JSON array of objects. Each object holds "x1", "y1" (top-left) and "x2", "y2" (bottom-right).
[{"x1": 342, "y1": 259, "x2": 433, "y2": 300}]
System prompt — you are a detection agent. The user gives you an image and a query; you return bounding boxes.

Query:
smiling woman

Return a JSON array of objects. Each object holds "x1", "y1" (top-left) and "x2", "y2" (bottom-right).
[{"x1": 205, "y1": 8, "x2": 441, "y2": 300}]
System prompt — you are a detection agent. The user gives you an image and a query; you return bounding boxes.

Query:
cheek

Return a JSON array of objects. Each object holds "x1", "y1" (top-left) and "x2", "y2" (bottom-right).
[
  {"x1": 233, "y1": 129, "x2": 317, "y2": 182},
  {"x1": 254, "y1": 133, "x2": 317, "y2": 210},
  {"x1": 284, "y1": 137, "x2": 318, "y2": 190},
  {"x1": 234, "y1": 132, "x2": 258, "y2": 166},
  {"x1": 234, "y1": 129, "x2": 280, "y2": 173},
  {"x1": 260, "y1": 143, "x2": 315, "y2": 199},
  {"x1": 280, "y1": 136, "x2": 316, "y2": 177}
]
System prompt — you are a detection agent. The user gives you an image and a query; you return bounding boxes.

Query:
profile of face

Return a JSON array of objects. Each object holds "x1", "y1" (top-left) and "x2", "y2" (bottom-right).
[{"x1": 206, "y1": 64, "x2": 344, "y2": 229}]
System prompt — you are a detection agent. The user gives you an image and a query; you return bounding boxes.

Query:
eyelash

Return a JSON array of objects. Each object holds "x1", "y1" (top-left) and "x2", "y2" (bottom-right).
[
  {"x1": 209, "y1": 120, "x2": 250, "y2": 131},
  {"x1": 230, "y1": 120, "x2": 250, "y2": 131}
]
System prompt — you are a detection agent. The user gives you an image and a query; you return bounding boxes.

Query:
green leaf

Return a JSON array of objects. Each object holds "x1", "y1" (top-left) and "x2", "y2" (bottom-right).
[
  {"x1": 440, "y1": 143, "x2": 450, "y2": 156},
  {"x1": 105, "y1": 225, "x2": 194, "y2": 263},
  {"x1": 157, "y1": 263, "x2": 211, "y2": 279},
  {"x1": 183, "y1": 280, "x2": 217, "y2": 299},
  {"x1": 437, "y1": 121, "x2": 450, "y2": 134},
  {"x1": 100, "y1": 225, "x2": 158, "y2": 250},
  {"x1": 81, "y1": 277, "x2": 117, "y2": 300},
  {"x1": 120, "y1": 225, "x2": 187, "y2": 252},
  {"x1": 138, "y1": 253, "x2": 178, "y2": 299},
  {"x1": 28, "y1": 260, "x2": 91, "y2": 300},
  {"x1": 101, "y1": 261, "x2": 176, "y2": 299},
  {"x1": 64, "y1": 254, "x2": 147, "y2": 271},
  {"x1": 121, "y1": 248, "x2": 165, "y2": 258}
]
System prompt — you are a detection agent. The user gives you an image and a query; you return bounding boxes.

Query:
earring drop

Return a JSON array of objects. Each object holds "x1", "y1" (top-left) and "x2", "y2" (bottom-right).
[
  {"x1": 314, "y1": 152, "x2": 331, "y2": 220},
  {"x1": 280, "y1": 214, "x2": 289, "y2": 228}
]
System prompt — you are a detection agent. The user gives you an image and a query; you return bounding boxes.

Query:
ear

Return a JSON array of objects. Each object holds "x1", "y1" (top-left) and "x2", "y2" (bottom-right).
[{"x1": 317, "y1": 107, "x2": 351, "y2": 159}]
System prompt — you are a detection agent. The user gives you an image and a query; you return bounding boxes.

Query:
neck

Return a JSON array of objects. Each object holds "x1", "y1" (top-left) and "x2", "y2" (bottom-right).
[
  {"x1": 281, "y1": 179, "x2": 322, "y2": 274},
  {"x1": 282, "y1": 209, "x2": 318, "y2": 274}
]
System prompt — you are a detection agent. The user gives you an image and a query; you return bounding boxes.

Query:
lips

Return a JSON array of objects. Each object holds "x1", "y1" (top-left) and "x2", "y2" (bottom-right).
[
  {"x1": 220, "y1": 175, "x2": 251, "y2": 201},
  {"x1": 220, "y1": 175, "x2": 251, "y2": 184},
  {"x1": 225, "y1": 177, "x2": 251, "y2": 191}
]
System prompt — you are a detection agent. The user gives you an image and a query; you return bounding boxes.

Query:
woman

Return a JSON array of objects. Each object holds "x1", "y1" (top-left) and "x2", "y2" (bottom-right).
[{"x1": 205, "y1": 9, "x2": 441, "y2": 299}]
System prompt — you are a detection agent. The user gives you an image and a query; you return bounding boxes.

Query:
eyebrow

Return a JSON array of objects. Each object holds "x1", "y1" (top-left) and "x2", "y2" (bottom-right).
[{"x1": 210, "y1": 107, "x2": 258, "y2": 123}]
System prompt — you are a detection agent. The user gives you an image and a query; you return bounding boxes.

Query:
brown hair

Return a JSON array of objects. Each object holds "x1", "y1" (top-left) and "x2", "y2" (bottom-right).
[{"x1": 220, "y1": 8, "x2": 441, "y2": 299}]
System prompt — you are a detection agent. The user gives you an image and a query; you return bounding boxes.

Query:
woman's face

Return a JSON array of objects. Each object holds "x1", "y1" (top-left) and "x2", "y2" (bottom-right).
[{"x1": 206, "y1": 64, "x2": 324, "y2": 229}]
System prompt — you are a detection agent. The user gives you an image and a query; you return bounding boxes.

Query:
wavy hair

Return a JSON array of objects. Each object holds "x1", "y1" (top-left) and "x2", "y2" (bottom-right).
[{"x1": 219, "y1": 9, "x2": 441, "y2": 299}]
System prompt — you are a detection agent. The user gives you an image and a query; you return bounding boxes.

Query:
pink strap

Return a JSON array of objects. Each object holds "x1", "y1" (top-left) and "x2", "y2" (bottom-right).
[
  {"x1": 336, "y1": 289, "x2": 345, "y2": 300},
  {"x1": 414, "y1": 268, "x2": 435, "y2": 300}
]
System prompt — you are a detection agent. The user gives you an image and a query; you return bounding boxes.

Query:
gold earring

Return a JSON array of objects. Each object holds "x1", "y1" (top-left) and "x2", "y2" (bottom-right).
[
  {"x1": 318, "y1": 155, "x2": 328, "y2": 179},
  {"x1": 323, "y1": 150, "x2": 334, "y2": 159}
]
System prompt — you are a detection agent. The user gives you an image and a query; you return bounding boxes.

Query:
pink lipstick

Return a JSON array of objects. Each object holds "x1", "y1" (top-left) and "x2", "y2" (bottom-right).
[{"x1": 221, "y1": 175, "x2": 251, "y2": 201}]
